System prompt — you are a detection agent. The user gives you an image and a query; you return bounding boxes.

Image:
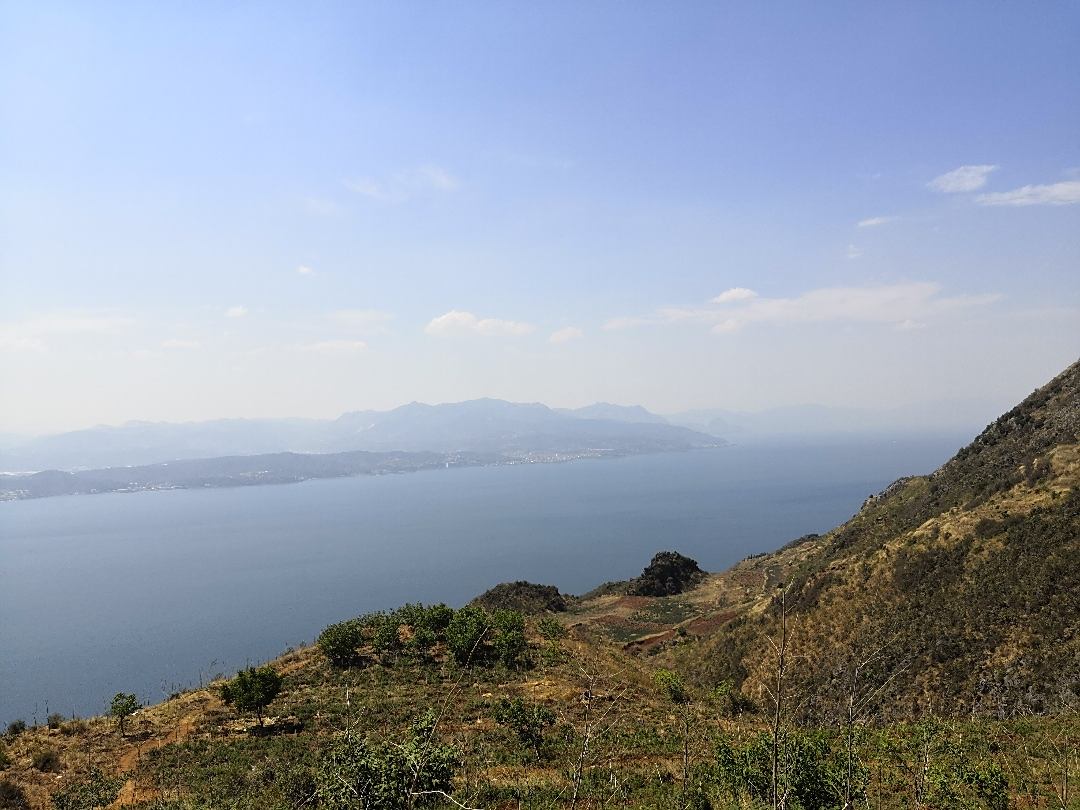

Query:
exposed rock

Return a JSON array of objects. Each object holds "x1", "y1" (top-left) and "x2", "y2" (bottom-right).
[
  {"x1": 470, "y1": 581, "x2": 568, "y2": 614},
  {"x1": 627, "y1": 551, "x2": 706, "y2": 597}
]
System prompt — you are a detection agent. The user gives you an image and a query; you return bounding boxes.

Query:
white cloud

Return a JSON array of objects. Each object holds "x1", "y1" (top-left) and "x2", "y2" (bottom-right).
[
  {"x1": 161, "y1": 339, "x2": 201, "y2": 350},
  {"x1": 976, "y1": 180, "x2": 1080, "y2": 207},
  {"x1": 0, "y1": 313, "x2": 133, "y2": 351},
  {"x1": 928, "y1": 164, "x2": 998, "y2": 193},
  {"x1": 605, "y1": 283, "x2": 1001, "y2": 336},
  {"x1": 425, "y1": 310, "x2": 534, "y2": 337},
  {"x1": 549, "y1": 326, "x2": 583, "y2": 344},
  {"x1": 225, "y1": 305, "x2": 248, "y2": 318},
  {"x1": 302, "y1": 339, "x2": 368, "y2": 354},
  {"x1": 846, "y1": 244, "x2": 863, "y2": 260},
  {"x1": 711, "y1": 287, "x2": 758, "y2": 304},
  {"x1": 857, "y1": 216, "x2": 894, "y2": 228},
  {"x1": 297, "y1": 265, "x2": 315, "y2": 275},
  {"x1": 345, "y1": 165, "x2": 458, "y2": 203}
]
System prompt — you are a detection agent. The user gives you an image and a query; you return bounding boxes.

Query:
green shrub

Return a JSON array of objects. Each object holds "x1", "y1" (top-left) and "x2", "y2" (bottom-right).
[
  {"x1": 0, "y1": 744, "x2": 9, "y2": 770},
  {"x1": 493, "y1": 697, "x2": 556, "y2": 761},
  {"x1": 446, "y1": 605, "x2": 490, "y2": 665},
  {"x1": 221, "y1": 666, "x2": 282, "y2": 729},
  {"x1": 315, "y1": 712, "x2": 457, "y2": 809},
  {"x1": 491, "y1": 609, "x2": 527, "y2": 668},
  {"x1": 47, "y1": 713, "x2": 64, "y2": 730},
  {"x1": 318, "y1": 619, "x2": 366, "y2": 667},
  {"x1": 50, "y1": 767, "x2": 123, "y2": 810},
  {"x1": 537, "y1": 616, "x2": 567, "y2": 641}
]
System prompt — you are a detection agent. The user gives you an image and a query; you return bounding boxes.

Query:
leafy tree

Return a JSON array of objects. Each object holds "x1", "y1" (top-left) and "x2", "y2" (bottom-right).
[
  {"x1": 491, "y1": 609, "x2": 527, "y2": 668},
  {"x1": 109, "y1": 693, "x2": 139, "y2": 736},
  {"x1": 446, "y1": 605, "x2": 490, "y2": 665},
  {"x1": 315, "y1": 712, "x2": 458, "y2": 809},
  {"x1": 51, "y1": 768, "x2": 123, "y2": 810},
  {"x1": 318, "y1": 619, "x2": 365, "y2": 667},
  {"x1": 221, "y1": 666, "x2": 282, "y2": 729},
  {"x1": 493, "y1": 697, "x2": 556, "y2": 761}
]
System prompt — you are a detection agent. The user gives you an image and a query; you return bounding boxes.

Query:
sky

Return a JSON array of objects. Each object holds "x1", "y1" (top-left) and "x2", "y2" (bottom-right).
[{"x1": 1, "y1": 1, "x2": 1078, "y2": 436}]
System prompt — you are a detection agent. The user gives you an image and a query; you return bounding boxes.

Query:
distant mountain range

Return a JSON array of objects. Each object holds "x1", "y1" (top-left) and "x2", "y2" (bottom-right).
[
  {"x1": 0, "y1": 400, "x2": 725, "y2": 496},
  {"x1": 1, "y1": 396, "x2": 999, "y2": 475}
]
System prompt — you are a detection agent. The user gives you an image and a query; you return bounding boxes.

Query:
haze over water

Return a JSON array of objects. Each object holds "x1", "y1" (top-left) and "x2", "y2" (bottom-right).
[{"x1": 1, "y1": 438, "x2": 961, "y2": 724}]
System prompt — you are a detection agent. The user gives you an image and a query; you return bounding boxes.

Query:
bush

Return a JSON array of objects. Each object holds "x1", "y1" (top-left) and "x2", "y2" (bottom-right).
[
  {"x1": 32, "y1": 747, "x2": 61, "y2": 772},
  {"x1": 493, "y1": 698, "x2": 556, "y2": 761},
  {"x1": 50, "y1": 767, "x2": 123, "y2": 810},
  {"x1": 4, "y1": 722, "x2": 25, "y2": 739},
  {"x1": 0, "y1": 745, "x2": 9, "y2": 770},
  {"x1": 315, "y1": 712, "x2": 457, "y2": 809},
  {"x1": 537, "y1": 616, "x2": 568, "y2": 641},
  {"x1": 61, "y1": 719, "x2": 87, "y2": 737},
  {"x1": 0, "y1": 779, "x2": 29, "y2": 810},
  {"x1": 318, "y1": 619, "x2": 366, "y2": 667},
  {"x1": 47, "y1": 713, "x2": 65, "y2": 730},
  {"x1": 446, "y1": 606, "x2": 490, "y2": 666},
  {"x1": 491, "y1": 610, "x2": 527, "y2": 668}
]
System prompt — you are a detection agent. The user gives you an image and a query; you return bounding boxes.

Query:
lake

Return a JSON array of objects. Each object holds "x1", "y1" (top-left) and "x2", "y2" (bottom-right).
[{"x1": 0, "y1": 435, "x2": 965, "y2": 724}]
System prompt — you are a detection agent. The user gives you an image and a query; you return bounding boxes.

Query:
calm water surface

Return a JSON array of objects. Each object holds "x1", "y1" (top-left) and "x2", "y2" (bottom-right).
[{"x1": 0, "y1": 437, "x2": 964, "y2": 723}]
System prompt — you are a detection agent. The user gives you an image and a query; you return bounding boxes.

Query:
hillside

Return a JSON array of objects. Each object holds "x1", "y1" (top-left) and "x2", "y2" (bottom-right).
[{"x1": 1, "y1": 362, "x2": 1077, "y2": 809}]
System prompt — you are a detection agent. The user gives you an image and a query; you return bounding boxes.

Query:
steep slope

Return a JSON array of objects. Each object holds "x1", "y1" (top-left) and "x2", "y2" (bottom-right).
[{"x1": 665, "y1": 359, "x2": 1080, "y2": 718}]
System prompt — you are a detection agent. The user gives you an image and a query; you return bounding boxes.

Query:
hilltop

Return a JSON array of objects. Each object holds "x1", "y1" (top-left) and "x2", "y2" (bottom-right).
[{"x1": 1, "y1": 361, "x2": 1077, "y2": 808}]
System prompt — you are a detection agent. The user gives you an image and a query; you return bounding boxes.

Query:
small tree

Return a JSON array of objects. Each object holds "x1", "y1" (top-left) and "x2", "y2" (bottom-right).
[
  {"x1": 221, "y1": 666, "x2": 282, "y2": 729},
  {"x1": 109, "y1": 693, "x2": 139, "y2": 737},
  {"x1": 491, "y1": 609, "x2": 527, "y2": 668},
  {"x1": 318, "y1": 619, "x2": 365, "y2": 667},
  {"x1": 494, "y1": 697, "x2": 556, "y2": 762},
  {"x1": 446, "y1": 605, "x2": 490, "y2": 666}
]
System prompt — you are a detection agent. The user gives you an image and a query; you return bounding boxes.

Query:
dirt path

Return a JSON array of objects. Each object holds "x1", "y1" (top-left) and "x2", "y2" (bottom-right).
[{"x1": 108, "y1": 713, "x2": 200, "y2": 807}]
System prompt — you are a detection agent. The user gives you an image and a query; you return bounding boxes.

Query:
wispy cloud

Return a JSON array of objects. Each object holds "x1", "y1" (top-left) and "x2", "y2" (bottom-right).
[
  {"x1": 301, "y1": 339, "x2": 368, "y2": 354},
  {"x1": 297, "y1": 265, "x2": 315, "y2": 275},
  {"x1": 846, "y1": 244, "x2": 863, "y2": 260},
  {"x1": 976, "y1": 180, "x2": 1080, "y2": 207},
  {"x1": 425, "y1": 310, "x2": 534, "y2": 337},
  {"x1": 549, "y1": 326, "x2": 583, "y2": 344},
  {"x1": 928, "y1": 164, "x2": 998, "y2": 193},
  {"x1": 857, "y1": 216, "x2": 895, "y2": 227},
  {"x1": 161, "y1": 339, "x2": 201, "y2": 350},
  {"x1": 225, "y1": 305, "x2": 248, "y2": 318},
  {"x1": 344, "y1": 165, "x2": 458, "y2": 203},
  {"x1": 605, "y1": 282, "x2": 1001, "y2": 335},
  {"x1": 711, "y1": 287, "x2": 757, "y2": 304},
  {"x1": 0, "y1": 313, "x2": 134, "y2": 351}
]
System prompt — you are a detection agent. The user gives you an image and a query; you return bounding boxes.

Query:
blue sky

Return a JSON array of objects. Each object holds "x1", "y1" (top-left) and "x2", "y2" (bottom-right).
[{"x1": 1, "y1": 2, "x2": 1078, "y2": 434}]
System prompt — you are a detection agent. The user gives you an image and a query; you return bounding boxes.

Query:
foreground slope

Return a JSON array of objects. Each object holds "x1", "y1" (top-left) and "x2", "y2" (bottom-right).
[{"x1": 641, "y1": 359, "x2": 1080, "y2": 718}]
